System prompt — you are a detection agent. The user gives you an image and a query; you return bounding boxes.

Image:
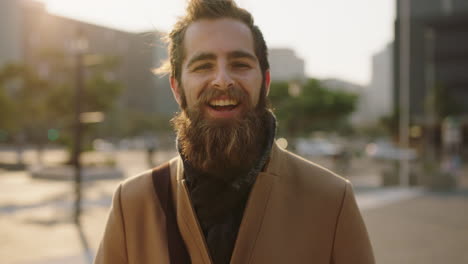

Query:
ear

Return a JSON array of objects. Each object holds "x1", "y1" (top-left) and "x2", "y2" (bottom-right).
[
  {"x1": 170, "y1": 76, "x2": 182, "y2": 106},
  {"x1": 264, "y1": 70, "x2": 271, "y2": 96}
]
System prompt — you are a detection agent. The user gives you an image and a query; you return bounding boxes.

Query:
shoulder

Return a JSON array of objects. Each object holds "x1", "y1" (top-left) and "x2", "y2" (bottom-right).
[
  {"x1": 117, "y1": 169, "x2": 154, "y2": 205},
  {"x1": 269, "y1": 144, "x2": 350, "y2": 197},
  {"x1": 116, "y1": 158, "x2": 177, "y2": 205}
]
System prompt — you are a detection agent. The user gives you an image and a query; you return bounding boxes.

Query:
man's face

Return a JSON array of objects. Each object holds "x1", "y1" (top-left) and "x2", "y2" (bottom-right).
[{"x1": 170, "y1": 18, "x2": 270, "y2": 120}]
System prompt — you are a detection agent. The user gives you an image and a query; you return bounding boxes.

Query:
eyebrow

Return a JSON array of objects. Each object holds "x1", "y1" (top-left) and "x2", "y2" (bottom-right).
[
  {"x1": 186, "y1": 52, "x2": 217, "y2": 69},
  {"x1": 186, "y1": 50, "x2": 257, "y2": 69},
  {"x1": 227, "y1": 50, "x2": 257, "y2": 62}
]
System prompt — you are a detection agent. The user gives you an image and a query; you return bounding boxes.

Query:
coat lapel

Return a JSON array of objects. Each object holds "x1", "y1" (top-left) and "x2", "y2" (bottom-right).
[
  {"x1": 230, "y1": 171, "x2": 277, "y2": 264},
  {"x1": 172, "y1": 158, "x2": 212, "y2": 264}
]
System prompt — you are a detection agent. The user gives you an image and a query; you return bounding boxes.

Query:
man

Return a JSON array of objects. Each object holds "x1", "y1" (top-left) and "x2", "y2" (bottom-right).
[{"x1": 94, "y1": 0, "x2": 374, "y2": 263}]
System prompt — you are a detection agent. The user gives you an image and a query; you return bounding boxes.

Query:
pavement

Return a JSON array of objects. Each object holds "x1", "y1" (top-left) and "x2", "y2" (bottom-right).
[
  {"x1": 1, "y1": 149, "x2": 467, "y2": 264},
  {"x1": 364, "y1": 189, "x2": 468, "y2": 264}
]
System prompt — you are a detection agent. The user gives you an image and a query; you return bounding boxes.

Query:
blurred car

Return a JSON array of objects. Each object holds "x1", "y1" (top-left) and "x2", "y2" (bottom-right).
[
  {"x1": 296, "y1": 138, "x2": 340, "y2": 157},
  {"x1": 365, "y1": 140, "x2": 416, "y2": 161}
]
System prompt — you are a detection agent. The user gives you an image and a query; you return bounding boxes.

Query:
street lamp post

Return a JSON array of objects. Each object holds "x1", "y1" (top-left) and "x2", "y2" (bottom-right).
[
  {"x1": 72, "y1": 28, "x2": 88, "y2": 225},
  {"x1": 399, "y1": 0, "x2": 411, "y2": 187},
  {"x1": 424, "y1": 28, "x2": 436, "y2": 164}
]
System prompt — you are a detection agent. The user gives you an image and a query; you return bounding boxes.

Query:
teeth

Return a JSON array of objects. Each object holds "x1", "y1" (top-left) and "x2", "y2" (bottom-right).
[{"x1": 210, "y1": 99, "x2": 238, "y2": 106}]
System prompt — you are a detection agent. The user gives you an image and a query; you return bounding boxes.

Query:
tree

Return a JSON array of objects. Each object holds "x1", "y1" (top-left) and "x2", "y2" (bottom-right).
[
  {"x1": 0, "y1": 63, "x2": 52, "y2": 164},
  {"x1": 0, "y1": 85, "x2": 13, "y2": 132},
  {"x1": 269, "y1": 78, "x2": 357, "y2": 138},
  {"x1": 0, "y1": 49, "x2": 124, "y2": 163},
  {"x1": 0, "y1": 87, "x2": 14, "y2": 143},
  {"x1": 45, "y1": 51, "x2": 124, "y2": 156}
]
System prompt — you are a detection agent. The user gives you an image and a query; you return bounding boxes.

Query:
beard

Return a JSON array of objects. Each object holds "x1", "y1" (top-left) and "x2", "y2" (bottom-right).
[{"x1": 171, "y1": 85, "x2": 270, "y2": 176}]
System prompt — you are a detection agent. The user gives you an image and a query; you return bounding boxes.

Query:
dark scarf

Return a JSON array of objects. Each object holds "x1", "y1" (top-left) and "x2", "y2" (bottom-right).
[{"x1": 178, "y1": 111, "x2": 276, "y2": 264}]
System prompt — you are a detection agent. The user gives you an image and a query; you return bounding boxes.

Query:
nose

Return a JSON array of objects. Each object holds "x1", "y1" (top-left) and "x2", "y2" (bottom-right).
[{"x1": 211, "y1": 65, "x2": 234, "y2": 90}]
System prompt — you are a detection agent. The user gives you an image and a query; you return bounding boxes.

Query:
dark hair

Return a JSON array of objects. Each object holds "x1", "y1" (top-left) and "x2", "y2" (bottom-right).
[{"x1": 156, "y1": 0, "x2": 269, "y2": 83}]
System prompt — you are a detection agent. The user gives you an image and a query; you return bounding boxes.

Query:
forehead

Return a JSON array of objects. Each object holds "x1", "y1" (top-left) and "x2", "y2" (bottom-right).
[{"x1": 183, "y1": 18, "x2": 256, "y2": 62}]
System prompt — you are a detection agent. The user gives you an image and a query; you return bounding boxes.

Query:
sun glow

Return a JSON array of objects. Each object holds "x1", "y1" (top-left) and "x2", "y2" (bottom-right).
[{"x1": 35, "y1": 0, "x2": 394, "y2": 85}]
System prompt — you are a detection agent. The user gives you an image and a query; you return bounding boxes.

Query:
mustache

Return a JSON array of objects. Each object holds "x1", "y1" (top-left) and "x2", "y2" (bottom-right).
[{"x1": 197, "y1": 86, "x2": 249, "y2": 106}]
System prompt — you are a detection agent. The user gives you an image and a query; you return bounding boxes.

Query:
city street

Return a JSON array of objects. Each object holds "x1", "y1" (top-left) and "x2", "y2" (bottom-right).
[
  {"x1": 2, "y1": 0, "x2": 468, "y2": 263},
  {"x1": 1, "y1": 149, "x2": 467, "y2": 264}
]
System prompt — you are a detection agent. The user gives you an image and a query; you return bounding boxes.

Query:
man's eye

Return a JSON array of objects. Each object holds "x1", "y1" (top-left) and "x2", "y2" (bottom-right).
[
  {"x1": 232, "y1": 63, "x2": 251, "y2": 69},
  {"x1": 193, "y1": 64, "x2": 212, "y2": 71}
]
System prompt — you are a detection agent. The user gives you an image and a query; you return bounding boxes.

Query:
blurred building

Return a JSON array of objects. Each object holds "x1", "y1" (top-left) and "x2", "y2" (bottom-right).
[
  {"x1": 0, "y1": 0, "x2": 23, "y2": 66},
  {"x1": 0, "y1": 0, "x2": 177, "y2": 117},
  {"x1": 367, "y1": 43, "x2": 394, "y2": 123},
  {"x1": 321, "y1": 78, "x2": 367, "y2": 125},
  {"x1": 268, "y1": 48, "x2": 306, "y2": 82},
  {"x1": 394, "y1": 0, "x2": 468, "y2": 125}
]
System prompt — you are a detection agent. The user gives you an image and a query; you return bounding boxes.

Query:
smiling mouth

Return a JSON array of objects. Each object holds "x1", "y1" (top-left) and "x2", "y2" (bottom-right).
[{"x1": 207, "y1": 98, "x2": 240, "y2": 111}]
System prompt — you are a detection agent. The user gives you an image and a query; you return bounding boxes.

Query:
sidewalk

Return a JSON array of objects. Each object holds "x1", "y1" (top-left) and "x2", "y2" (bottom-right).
[
  {"x1": 1, "y1": 159, "x2": 467, "y2": 263},
  {"x1": 363, "y1": 189, "x2": 468, "y2": 264},
  {"x1": 356, "y1": 164, "x2": 468, "y2": 263}
]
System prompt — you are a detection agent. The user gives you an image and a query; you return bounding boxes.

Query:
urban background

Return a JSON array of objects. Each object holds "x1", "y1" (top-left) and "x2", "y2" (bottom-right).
[{"x1": 0, "y1": 0, "x2": 467, "y2": 263}]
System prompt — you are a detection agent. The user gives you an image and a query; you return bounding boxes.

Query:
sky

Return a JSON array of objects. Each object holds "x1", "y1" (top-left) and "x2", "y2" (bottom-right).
[{"x1": 36, "y1": 0, "x2": 395, "y2": 86}]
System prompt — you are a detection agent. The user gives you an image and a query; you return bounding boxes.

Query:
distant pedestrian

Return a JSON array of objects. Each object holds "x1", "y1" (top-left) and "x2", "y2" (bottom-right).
[{"x1": 145, "y1": 136, "x2": 157, "y2": 168}]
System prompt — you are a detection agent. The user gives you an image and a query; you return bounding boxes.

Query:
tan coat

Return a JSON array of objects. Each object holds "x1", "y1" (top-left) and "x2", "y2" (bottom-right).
[{"x1": 94, "y1": 143, "x2": 374, "y2": 264}]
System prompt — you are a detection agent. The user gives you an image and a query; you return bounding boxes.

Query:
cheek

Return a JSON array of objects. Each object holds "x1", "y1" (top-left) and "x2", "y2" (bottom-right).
[
  {"x1": 183, "y1": 76, "x2": 210, "y2": 104},
  {"x1": 244, "y1": 75, "x2": 263, "y2": 103}
]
